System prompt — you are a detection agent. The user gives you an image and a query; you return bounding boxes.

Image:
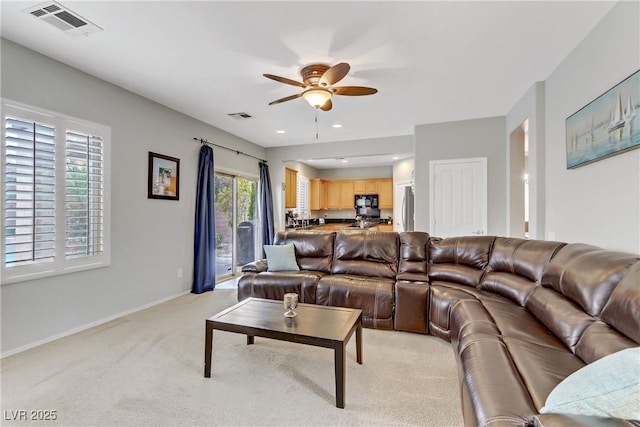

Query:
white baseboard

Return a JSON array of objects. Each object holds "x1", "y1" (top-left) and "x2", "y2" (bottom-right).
[{"x1": 1, "y1": 290, "x2": 191, "y2": 358}]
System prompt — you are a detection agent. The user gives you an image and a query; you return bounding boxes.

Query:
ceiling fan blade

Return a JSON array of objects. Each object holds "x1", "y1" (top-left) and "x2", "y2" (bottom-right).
[
  {"x1": 263, "y1": 74, "x2": 306, "y2": 88},
  {"x1": 333, "y1": 86, "x2": 378, "y2": 96},
  {"x1": 268, "y1": 93, "x2": 302, "y2": 105},
  {"x1": 319, "y1": 99, "x2": 333, "y2": 111},
  {"x1": 319, "y1": 62, "x2": 350, "y2": 86}
]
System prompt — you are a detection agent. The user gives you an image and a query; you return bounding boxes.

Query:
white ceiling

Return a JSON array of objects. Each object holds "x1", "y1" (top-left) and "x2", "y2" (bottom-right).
[{"x1": 1, "y1": 1, "x2": 615, "y2": 161}]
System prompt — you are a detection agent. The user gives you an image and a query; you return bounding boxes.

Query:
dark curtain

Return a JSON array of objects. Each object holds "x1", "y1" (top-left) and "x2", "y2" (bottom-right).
[
  {"x1": 258, "y1": 161, "x2": 275, "y2": 258},
  {"x1": 192, "y1": 145, "x2": 215, "y2": 294}
]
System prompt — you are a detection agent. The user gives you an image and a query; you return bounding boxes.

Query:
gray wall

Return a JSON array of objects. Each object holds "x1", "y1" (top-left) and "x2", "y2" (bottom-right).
[
  {"x1": 0, "y1": 39, "x2": 266, "y2": 355},
  {"x1": 414, "y1": 117, "x2": 507, "y2": 235},
  {"x1": 544, "y1": 1, "x2": 640, "y2": 253},
  {"x1": 317, "y1": 166, "x2": 393, "y2": 181}
]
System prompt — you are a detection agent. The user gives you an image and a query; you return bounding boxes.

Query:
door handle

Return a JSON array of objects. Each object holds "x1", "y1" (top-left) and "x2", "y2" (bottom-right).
[{"x1": 471, "y1": 230, "x2": 484, "y2": 235}]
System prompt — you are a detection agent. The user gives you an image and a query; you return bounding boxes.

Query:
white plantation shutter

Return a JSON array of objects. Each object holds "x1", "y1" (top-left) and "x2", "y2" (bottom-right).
[
  {"x1": 296, "y1": 175, "x2": 309, "y2": 216},
  {"x1": 4, "y1": 116, "x2": 56, "y2": 267},
  {"x1": 65, "y1": 131, "x2": 104, "y2": 259},
  {"x1": 2, "y1": 102, "x2": 110, "y2": 284}
]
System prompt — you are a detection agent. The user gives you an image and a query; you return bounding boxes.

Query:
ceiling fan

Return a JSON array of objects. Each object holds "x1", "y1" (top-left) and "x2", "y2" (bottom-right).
[{"x1": 263, "y1": 62, "x2": 378, "y2": 111}]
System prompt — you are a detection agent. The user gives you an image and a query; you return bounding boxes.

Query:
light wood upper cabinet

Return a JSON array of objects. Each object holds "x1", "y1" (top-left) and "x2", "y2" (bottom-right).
[
  {"x1": 285, "y1": 168, "x2": 297, "y2": 209},
  {"x1": 353, "y1": 180, "x2": 366, "y2": 194},
  {"x1": 310, "y1": 179, "x2": 328, "y2": 210},
  {"x1": 377, "y1": 178, "x2": 393, "y2": 209},
  {"x1": 308, "y1": 177, "x2": 392, "y2": 211},
  {"x1": 339, "y1": 180, "x2": 355, "y2": 209},
  {"x1": 365, "y1": 180, "x2": 378, "y2": 194},
  {"x1": 327, "y1": 181, "x2": 341, "y2": 210}
]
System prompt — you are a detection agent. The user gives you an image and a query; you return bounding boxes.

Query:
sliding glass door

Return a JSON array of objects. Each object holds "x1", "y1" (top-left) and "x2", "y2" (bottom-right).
[{"x1": 214, "y1": 173, "x2": 258, "y2": 281}]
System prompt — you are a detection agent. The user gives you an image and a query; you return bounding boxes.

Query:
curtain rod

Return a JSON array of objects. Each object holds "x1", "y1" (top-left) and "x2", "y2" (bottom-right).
[{"x1": 193, "y1": 137, "x2": 267, "y2": 163}]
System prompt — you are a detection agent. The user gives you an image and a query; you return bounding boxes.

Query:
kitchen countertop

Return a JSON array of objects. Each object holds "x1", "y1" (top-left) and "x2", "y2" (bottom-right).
[{"x1": 285, "y1": 220, "x2": 393, "y2": 232}]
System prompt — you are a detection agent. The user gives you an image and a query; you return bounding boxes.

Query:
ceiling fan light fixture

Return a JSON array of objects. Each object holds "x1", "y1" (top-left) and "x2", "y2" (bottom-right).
[{"x1": 303, "y1": 88, "x2": 332, "y2": 108}]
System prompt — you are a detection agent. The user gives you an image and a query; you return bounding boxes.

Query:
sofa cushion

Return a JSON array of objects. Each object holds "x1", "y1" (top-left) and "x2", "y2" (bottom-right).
[
  {"x1": 316, "y1": 274, "x2": 394, "y2": 329},
  {"x1": 481, "y1": 297, "x2": 566, "y2": 351},
  {"x1": 264, "y1": 244, "x2": 299, "y2": 271},
  {"x1": 540, "y1": 347, "x2": 640, "y2": 420},
  {"x1": 331, "y1": 231, "x2": 398, "y2": 279},
  {"x1": 504, "y1": 337, "x2": 585, "y2": 410},
  {"x1": 450, "y1": 299, "x2": 501, "y2": 350},
  {"x1": 525, "y1": 286, "x2": 594, "y2": 352},
  {"x1": 541, "y1": 244, "x2": 639, "y2": 317},
  {"x1": 237, "y1": 271, "x2": 324, "y2": 303},
  {"x1": 429, "y1": 264, "x2": 484, "y2": 288},
  {"x1": 274, "y1": 231, "x2": 335, "y2": 273},
  {"x1": 600, "y1": 261, "x2": 640, "y2": 343},
  {"x1": 429, "y1": 235, "x2": 495, "y2": 269},
  {"x1": 488, "y1": 238, "x2": 565, "y2": 283},
  {"x1": 574, "y1": 321, "x2": 638, "y2": 364},
  {"x1": 397, "y1": 232, "x2": 430, "y2": 281},
  {"x1": 458, "y1": 338, "x2": 537, "y2": 427},
  {"x1": 479, "y1": 271, "x2": 537, "y2": 306}
]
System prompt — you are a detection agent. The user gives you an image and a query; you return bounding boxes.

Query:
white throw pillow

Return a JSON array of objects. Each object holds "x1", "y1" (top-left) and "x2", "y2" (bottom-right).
[
  {"x1": 264, "y1": 244, "x2": 299, "y2": 272},
  {"x1": 540, "y1": 347, "x2": 640, "y2": 420}
]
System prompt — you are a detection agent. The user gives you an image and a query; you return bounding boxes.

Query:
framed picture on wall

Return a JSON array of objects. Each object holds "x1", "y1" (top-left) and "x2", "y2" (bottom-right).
[
  {"x1": 566, "y1": 70, "x2": 640, "y2": 169},
  {"x1": 148, "y1": 151, "x2": 180, "y2": 200}
]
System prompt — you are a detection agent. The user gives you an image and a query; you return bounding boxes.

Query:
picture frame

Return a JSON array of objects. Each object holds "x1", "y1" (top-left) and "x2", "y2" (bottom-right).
[
  {"x1": 148, "y1": 151, "x2": 180, "y2": 200},
  {"x1": 566, "y1": 70, "x2": 640, "y2": 169}
]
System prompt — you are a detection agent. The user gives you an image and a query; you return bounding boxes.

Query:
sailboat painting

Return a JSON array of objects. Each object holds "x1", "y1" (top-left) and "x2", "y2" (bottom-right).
[{"x1": 566, "y1": 70, "x2": 639, "y2": 169}]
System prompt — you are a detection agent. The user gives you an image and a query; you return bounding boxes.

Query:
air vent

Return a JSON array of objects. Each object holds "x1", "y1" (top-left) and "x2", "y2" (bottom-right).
[
  {"x1": 24, "y1": 1, "x2": 102, "y2": 37},
  {"x1": 228, "y1": 112, "x2": 254, "y2": 120}
]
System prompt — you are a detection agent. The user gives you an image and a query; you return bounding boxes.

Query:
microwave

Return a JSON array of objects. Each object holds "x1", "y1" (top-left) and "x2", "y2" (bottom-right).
[{"x1": 354, "y1": 194, "x2": 379, "y2": 209}]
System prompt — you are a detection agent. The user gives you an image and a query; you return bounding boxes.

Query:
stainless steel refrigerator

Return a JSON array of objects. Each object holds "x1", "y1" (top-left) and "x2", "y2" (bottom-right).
[{"x1": 402, "y1": 186, "x2": 415, "y2": 231}]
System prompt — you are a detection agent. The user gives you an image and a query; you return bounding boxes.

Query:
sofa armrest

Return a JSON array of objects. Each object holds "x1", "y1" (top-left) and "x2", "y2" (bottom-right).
[
  {"x1": 241, "y1": 259, "x2": 268, "y2": 273},
  {"x1": 533, "y1": 414, "x2": 640, "y2": 427}
]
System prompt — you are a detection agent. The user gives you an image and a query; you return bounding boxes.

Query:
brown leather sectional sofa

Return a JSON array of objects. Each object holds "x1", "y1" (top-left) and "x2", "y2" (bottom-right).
[{"x1": 238, "y1": 230, "x2": 640, "y2": 427}]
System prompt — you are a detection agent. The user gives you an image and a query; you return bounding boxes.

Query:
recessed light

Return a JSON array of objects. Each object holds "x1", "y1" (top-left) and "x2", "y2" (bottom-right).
[
  {"x1": 392, "y1": 156, "x2": 400, "y2": 160},
  {"x1": 307, "y1": 159, "x2": 314, "y2": 162},
  {"x1": 340, "y1": 158, "x2": 348, "y2": 163},
  {"x1": 276, "y1": 130, "x2": 285, "y2": 134},
  {"x1": 332, "y1": 124, "x2": 342, "y2": 128}
]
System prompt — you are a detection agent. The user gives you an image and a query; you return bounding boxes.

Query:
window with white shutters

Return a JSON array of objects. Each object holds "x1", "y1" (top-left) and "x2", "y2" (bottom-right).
[
  {"x1": 1, "y1": 102, "x2": 110, "y2": 284},
  {"x1": 296, "y1": 175, "x2": 309, "y2": 218},
  {"x1": 65, "y1": 131, "x2": 104, "y2": 259},
  {"x1": 4, "y1": 116, "x2": 56, "y2": 267}
]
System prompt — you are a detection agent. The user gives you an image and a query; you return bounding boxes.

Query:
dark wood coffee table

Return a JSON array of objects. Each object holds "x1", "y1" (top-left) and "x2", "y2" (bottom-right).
[{"x1": 204, "y1": 297, "x2": 363, "y2": 408}]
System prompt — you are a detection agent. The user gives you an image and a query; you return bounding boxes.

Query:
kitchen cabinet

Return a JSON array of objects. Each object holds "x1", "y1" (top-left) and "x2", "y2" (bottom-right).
[
  {"x1": 365, "y1": 180, "x2": 378, "y2": 194},
  {"x1": 310, "y1": 179, "x2": 328, "y2": 210},
  {"x1": 285, "y1": 168, "x2": 298, "y2": 209},
  {"x1": 339, "y1": 180, "x2": 355, "y2": 209},
  {"x1": 377, "y1": 178, "x2": 393, "y2": 209},
  {"x1": 327, "y1": 181, "x2": 341, "y2": 209},
  {"x1": 353, "y1": 180, "x2": 366, "y2": 194},
  {"x1": 375, "y1": 224, "x2": 393, "y2": 232},
  {"x1": 316, "y1": 177, "x2": 392, "y2": 211}
]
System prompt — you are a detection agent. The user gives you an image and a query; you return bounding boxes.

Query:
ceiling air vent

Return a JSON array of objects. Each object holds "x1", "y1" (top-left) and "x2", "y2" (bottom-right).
[
  {"x1": 24, "y1": 1, "x2": 102, "y2": 37},
  {"x1": 228, "y1": 112, "x2": 254, "y2": 120}
]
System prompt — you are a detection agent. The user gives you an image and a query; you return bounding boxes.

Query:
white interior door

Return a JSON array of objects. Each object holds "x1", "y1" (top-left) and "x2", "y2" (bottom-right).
[{"x1": 430, "y1": 158, "x2": 487, "y2": 238}]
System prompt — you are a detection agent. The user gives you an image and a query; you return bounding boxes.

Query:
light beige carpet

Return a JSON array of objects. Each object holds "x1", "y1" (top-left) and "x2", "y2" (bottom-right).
[{"x1": 1, "y1": 289, "x2": 463, "y2": 427}]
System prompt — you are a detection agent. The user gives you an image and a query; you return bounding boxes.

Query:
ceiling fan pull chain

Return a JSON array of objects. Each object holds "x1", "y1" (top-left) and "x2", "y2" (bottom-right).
[{"x1": 315, "y1": 111, "x2": 319, "y2": 140}]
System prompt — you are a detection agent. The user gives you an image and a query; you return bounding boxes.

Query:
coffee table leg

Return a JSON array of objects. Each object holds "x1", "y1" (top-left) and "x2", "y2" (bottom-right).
[
  {"x1": 204, "y1": 321, "x2": 213, "y2": 378},
  {"x1": 247, "y1": 335, "x2": 254, "y2": 345},
  {"x1": 335, "y1": 343, "x2": 345, "y2": 408},
  {"x1": 356, "y1": 323, "x2": 363, "y2": 364}
]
